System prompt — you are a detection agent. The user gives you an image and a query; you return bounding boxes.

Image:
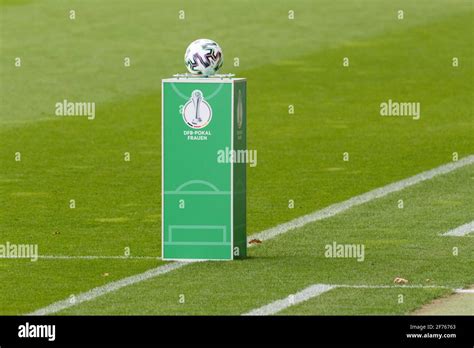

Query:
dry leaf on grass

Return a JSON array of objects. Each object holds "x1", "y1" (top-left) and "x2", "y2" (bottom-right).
[
  {"x1": 248, "y1": 239, "x2": 262, "y2": 245},
  {"x1": 393, "y1": 277, "x2": 408, "y2": 284}
]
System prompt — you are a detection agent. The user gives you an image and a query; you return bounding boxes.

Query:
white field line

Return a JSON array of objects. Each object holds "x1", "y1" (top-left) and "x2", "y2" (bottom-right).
[
  {"x1": 455, "y1": 289, "x2": 474, "y2": 294},
  {"x1": 0, "y1": 255, "x2": 161, "y2": 260},
  {"x1": 243, "y1": 283, "x2": 459, "y2": 316},
  {"x1": 38, "y1": 255, "x2": 160, "y2": 260},
  {"x1": 441, "y1": 220, "x2": 474, "y2": 237},
  {"x1": 250, "y1": 155, "x2": 474, "y2": 243},
  {"x1": 28, "y1": 262, "x2": 192, "y2": 315},
  {"x1": 28, "y1": 155, "x2": 474, "y2": 315},
  {"x1": 335, "y1": 284, "x2": 453, "y2": 289},
  {"x1": 243, "y1": 284, "x2": 335, "y2": 316}
]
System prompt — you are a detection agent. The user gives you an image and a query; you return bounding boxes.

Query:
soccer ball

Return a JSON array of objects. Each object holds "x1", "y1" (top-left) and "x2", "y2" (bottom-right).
[{"x1": 184, "y1": 39, "x2": 224, "y2": 76}]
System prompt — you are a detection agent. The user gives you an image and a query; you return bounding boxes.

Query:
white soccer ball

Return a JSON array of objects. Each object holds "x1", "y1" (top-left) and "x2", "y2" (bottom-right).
[{"x1": 184, "y1": 39, "x2": 224, "y2": 76}]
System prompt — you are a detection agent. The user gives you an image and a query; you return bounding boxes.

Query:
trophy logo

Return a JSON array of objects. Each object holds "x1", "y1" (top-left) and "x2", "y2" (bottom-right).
[{"x1": 182, "y1": 90, "x2": 212, "y2": 129}]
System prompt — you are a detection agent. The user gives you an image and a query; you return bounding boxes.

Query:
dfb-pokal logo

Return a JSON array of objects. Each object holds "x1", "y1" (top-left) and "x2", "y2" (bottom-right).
[{"x1": 182, "y1": 90, "x2": 212, "y2": 129}]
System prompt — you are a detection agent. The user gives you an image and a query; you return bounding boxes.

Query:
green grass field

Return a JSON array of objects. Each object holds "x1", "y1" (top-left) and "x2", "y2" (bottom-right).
[{"x1": 0, "y1": 0, "x2": 473, "y2": 315}]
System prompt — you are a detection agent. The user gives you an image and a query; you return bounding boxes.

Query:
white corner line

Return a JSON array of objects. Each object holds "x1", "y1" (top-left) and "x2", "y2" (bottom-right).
[
  {"x1": 243, "y1": 283, "x2": 458, "y2": 316},
  {"x1": 441, "y1": 220, "x2": 474, "y2": 237},
  {"x1": 28, "y1": 155, "x2": 474, "y2": 315},
  {"x1": 248, "y1": 155, "x2": 474, "y2": 243}
]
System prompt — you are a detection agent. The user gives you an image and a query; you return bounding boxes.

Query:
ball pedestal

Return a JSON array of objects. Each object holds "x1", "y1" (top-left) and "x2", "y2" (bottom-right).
[{"x1": 162, "y1": 76, "x2": 247, "y2": 260}]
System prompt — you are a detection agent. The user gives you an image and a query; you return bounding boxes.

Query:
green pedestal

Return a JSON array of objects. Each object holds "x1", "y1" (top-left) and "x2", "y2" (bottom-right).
[{"x1": 162, "y1": 77, "x2": 247, "y2": 260}]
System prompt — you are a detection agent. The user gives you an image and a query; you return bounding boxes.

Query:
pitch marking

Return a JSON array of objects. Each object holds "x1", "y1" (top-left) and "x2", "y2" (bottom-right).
[
  {"x1": 1, "y1": 255, "x2": 160, "y2": 260},
  {"x1": 29, "y1": 155, "x2": 474, "y2": 315},
  {"x1": 441, "y1": 220, "x2": 474, "y2": 237},
  {"x1": 455, "y1": 289, "x2": 474, "y2": 294},
  {"x1": 250, "y1": 155, "x2": 474, "y2": 243},
  {"x1": 28, "y1": 262, "x2": 192, "y2": 315},
  {"x1": 36, "y1": 255, "x2": 160, "y2": 260},
  {"x1": 244, "y1": 283, "x2": 458, "y2": 316},
  {"x1": 243, "y1": 284, "x2": 335, "y2": 316}
]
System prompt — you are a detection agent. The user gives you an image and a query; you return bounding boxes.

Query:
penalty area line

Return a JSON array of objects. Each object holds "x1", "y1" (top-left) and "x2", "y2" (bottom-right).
[{"x1": 28, "y1": 155, "x2": 474, "y2": 315}]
